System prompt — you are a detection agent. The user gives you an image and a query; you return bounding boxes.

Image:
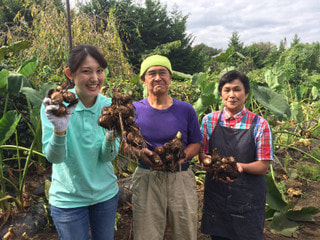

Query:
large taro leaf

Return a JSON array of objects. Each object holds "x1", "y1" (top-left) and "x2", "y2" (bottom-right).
[
  {"x1": 269, "y1": 210, "x2": 299, "y2": 237},
  {"x1": 311, "y1": 86, "x2": 319, "y2": 100},
  {"x1": 0, "y1": 41, "x2": 31, "y2": 61},
  {"x1": 212, "y1": 47, "x2": 235, "y2": 63},
  {"x1": 20, "y1": 82, "x2": 55, "y2": 109},
  {"x1": 193, "y1": 93, "x2": 216, "y2": 120},
  {"x1": 20, "y1": 87, "x2": 43, "y2": 109},
  {"x1": 0, "y1": 59, "x2": 35, "y2": 96},
  {"x1": 0, "y1": 110, "x2": 21, "y2": 145},
  {"x1": 264, "y1": 65, "x2": 287, "y2": 91},
  {"x1": 192, "y1": 72, "x2": 209, "y2": 89},
  {"x1": 290, "y1": 102, "x2": 303, "y2": 123},
  {"x1": 287, "y1": 207, "x2": 320, "y2": 222},
  {"x1": 18, "y1": 57, "x2": 38, "y2": 78},
  {"x1": 265, "y1": 206, "x2": 276, "y2": 220},
  {"x1": 252, "y1": 85, "x2": 291, "y2": 121},
  {"x1": 7, "y1": 73, "x2": 27, "y2": 96},
  {"x1": 264, "y1": 69, "x2": 280, "y2": 90},
  {"x1": 294, "y1": 85, "x2": 303, "y2": 101},
  {"x1": 0, "y1": 69, "x2": 9, "y2": 94},
  {"x1": 29, "y1": 108, "x2": 41, "y2": 132},
  {"x1": 172, "y1": 70, "x2": 192, "y2": 81},
  {"x1": 7, "y1": 41, "x2": 31, "y2": 53},
  {"x1": 265, "y1": 173, "x2": 287, "y2": 211},
  {"x1": 203, "y1": 81, "x2": 218, "y2": 96}
]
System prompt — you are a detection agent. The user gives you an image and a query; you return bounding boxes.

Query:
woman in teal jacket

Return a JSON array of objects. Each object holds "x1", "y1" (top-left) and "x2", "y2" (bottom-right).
[{"x1": 41, "y1": 44, "x2": 119, "y2": 240}]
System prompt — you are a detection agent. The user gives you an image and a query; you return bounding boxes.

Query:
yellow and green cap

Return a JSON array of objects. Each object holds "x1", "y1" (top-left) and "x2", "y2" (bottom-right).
[{"x1": 140, "y1": 55, "x2": 172, "y2": 77}]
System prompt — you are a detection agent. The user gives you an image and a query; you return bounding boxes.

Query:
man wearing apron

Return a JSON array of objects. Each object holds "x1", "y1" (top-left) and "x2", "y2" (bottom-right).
[{"x1": 199, "y1": 70, "x2": 273, "y2": 240}]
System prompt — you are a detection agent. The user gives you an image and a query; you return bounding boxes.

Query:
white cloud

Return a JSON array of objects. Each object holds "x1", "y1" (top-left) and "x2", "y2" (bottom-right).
[
  {"x1": 68, "y1": 0, "x2": 320, "y2": 49},
  {"x1": 160, "y1": 0, "x2": 320, "y2": 49}
]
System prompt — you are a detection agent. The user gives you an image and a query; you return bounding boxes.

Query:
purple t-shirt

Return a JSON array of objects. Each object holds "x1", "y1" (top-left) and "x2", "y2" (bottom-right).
[{"x1": 133, "y1": 98, "x2": 202, "y2": 168}]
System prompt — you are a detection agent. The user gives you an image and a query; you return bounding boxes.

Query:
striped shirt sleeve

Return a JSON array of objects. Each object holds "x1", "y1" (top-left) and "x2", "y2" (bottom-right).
[{"x1": 255, "y1": 117, "x2": 273, "y2": 161}]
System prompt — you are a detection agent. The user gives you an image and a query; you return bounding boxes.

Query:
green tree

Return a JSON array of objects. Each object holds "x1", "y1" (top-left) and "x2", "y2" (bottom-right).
[
  {"x1": 227, "y1": 31, "x2": 244, "y2": 67},
  {"x1": 79, "y1": 0, "x2": 138, "y2": 50},
  {"x1": 193, "y1": 43, "x2": 221, "y2": 58},
  {"x1": 228, "y1": 31, "x2": 244, "y2": 52},
  {"x1": 291, "y1": 33, "x2": 301, "y2": 47},
  {"x1": 263, "y1": 45, "x2": 281, "y2": 67},
  {"x1": 279, "y1": 39, "x2": 287, "y2": 52},
  {"x1": 243, "y1": 42, "x2": 276, "y2": 69},
  {"x1": 80, "y1": 0, "x2": 202, "y2": 74},
  {"x1": 4, "y1": 0, "x2": 134, "y2": 85},
  {"x1": 0, "y1": 0, "x2": 64, "y2": 44},
  {"x1": 193, "y1": 43, "x2": 222, "y2": 72},
  {"x1": 279, "y1": 42, "x2": 320, "y2": 75}
]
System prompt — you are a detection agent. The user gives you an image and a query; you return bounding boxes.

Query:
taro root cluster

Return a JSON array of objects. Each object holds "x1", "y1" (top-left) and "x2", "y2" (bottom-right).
[
  {"x1": 98, "y1": 89, "x2": 143, "y2": 140},
  {"x1": 98, "y1": 90, "x2": 150, "y2": 167},
  {"x1": 123, "y1": 131, "x2": 186, "y2": 172},
  {"x1": 122, "y1": 129, "x2": 186, "y2": 172},
  {"x1": 153, "y1": 131, "x2": 186, "y2": 172},
  {"x1": 202, "y1": 148, "x2": 240, "y2": 180},
  {"x1": 99, "y1": 90, "x2": 186, "y2": 172},
  {"x1": 47, "y1": 86, "x2": 78, "y2": 116}
]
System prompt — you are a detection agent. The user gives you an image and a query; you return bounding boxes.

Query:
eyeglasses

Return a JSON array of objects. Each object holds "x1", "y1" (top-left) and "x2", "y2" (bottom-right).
[{"x1": 145, "y1": 69, "x2": 169, "y2": 77}]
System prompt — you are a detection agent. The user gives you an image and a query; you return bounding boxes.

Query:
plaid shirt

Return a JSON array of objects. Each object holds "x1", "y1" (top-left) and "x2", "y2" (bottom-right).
[{"x1": 200, "y1": 107, "x2": 273, "y2": 161}]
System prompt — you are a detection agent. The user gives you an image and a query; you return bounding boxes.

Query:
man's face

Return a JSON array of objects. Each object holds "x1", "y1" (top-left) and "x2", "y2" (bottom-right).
[{"x1": 142, "y1": 66, "x2": 172, "y2": 96}]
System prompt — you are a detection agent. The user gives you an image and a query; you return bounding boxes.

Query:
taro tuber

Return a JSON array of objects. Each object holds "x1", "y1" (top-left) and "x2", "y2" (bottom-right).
[
  {"x1": 98, "y1": 89, "x2": 136, "y2": 135},
  {"x1": 105, "y1": 90, "x2": 185, "y2": 172},
  {"x1": 47, "y1": 86, "x2": 78, "y2": 116},
  {"x1": 100, "y1": 89, "x2": 148, "y2": 164},
  {"x1": 62, "y1": 91, "x2": 76, "y2": 103},
  {"x1": 120, "y1": 130, "x2": 186, "y2": 172},
  {"x1": 152, "y1": 131, "x2": 186, "y2": 172},
  {"x1": 50, "y1": 91, "x2": 64, "y2": 105},
  {"x1": 203, "y1": 148, "x2": 240, "y2": 181}
]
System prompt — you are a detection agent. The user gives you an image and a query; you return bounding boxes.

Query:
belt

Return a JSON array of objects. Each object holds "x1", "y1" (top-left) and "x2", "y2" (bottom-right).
[
  {"x1": 174, "y1": 163, "x2": 189, "y2": 171},
  {"x1": 138, "y1": 162, "x2": 189, "y2": 172}
]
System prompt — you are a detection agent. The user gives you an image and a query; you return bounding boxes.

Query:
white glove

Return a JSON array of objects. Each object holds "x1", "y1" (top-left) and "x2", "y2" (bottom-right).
[{"x1": 43, "y1": 97, "x2": 78, "y2": 132}]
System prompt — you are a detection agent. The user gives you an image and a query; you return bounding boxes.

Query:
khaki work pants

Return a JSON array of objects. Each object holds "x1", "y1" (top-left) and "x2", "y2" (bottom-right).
[{"x1": 132, "y1": 167, "x2": 198, "y2": 240}]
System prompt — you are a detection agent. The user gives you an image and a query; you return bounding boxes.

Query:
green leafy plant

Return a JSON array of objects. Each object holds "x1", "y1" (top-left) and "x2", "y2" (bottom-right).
[
  {"x1": 295, "y1": 161, "x2": 320, "y2": 181},
  {"x1": 0, "y1": 41, "x2": 31, "y2": 62},
  {"x1": 265, "y1": 170, "x2": 320, "y2": 237},
  {"x1": 192, "y1": 70, "x2": 221, "y2": 121},
  {"x1": 252, "y1": 84, "x2": 291, "y2": 121},
  {"x1": 0, "y1": 49, "x2": 53, "y2": 214}
]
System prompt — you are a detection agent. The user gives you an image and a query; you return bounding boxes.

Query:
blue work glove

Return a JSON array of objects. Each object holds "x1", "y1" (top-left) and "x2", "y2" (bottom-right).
[{"x1": 43, "y1": 97, "x2": 78, "y2": 133}]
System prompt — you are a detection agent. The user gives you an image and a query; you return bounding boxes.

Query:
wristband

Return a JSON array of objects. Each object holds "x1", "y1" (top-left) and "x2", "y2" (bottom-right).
[{"x1": 53, "y1": 129, "x2": 67, "y2": 135}]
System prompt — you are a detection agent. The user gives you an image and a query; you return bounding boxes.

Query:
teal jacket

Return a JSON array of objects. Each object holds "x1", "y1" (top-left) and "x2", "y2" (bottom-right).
[{"x1": 41, "y1": 89, "x2": 119, "y2": 208}]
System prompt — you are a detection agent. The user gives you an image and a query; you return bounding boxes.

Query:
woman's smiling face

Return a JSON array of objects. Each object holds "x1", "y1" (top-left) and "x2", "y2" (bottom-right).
[
  {"x1": 67, "y1": 55, "x2": 105, "y2": 107},
  {"x1": 221, "y1": 79, "x2": 248, "y2": 115}
]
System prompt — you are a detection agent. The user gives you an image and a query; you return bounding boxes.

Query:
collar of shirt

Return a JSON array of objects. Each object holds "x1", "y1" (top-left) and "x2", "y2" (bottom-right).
[
  {"x1": 223, "y1": 107, "x2": 247, "y2": 121},
  {"x1": 70, "y1": 87, "x2": 100, "y2": 114}
]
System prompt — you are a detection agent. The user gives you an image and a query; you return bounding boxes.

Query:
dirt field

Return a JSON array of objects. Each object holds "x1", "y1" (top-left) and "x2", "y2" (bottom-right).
[
  {"x1": 2, "y1": 153, "x2": 320, "y2": 240},
  {"x1": 29, "y1": 179, "x2": 320, "y2": 240}
]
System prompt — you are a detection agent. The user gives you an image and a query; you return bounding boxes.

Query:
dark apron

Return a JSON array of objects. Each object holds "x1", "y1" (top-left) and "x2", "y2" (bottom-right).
[{"x1": 201, "y1": 111, "x2": 266, "y2": 240}]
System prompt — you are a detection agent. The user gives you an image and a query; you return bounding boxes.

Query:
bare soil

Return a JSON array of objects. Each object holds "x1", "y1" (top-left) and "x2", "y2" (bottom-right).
[
  {"x1": 28, "y1": 179, "x2": 320, "y2": 240},
  {"x1": 2, "y1": 149, "x2": 320, "y2": 240}
]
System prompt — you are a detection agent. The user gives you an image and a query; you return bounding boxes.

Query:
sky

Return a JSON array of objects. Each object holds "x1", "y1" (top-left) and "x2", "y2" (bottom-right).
[{"x1": 69, "y1": 0, "x2": 320, "y2": 50}]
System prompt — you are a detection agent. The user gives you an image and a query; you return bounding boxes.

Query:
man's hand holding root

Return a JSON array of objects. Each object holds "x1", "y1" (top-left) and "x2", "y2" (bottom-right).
[{"x1": 140, "y1": 148, "x2": 165, "y2": 171}]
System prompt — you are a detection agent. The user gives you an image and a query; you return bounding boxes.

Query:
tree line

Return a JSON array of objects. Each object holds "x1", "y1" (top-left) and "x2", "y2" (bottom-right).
[{"x1": 0, "y1": 0, "x2": 319, "y2": 79}]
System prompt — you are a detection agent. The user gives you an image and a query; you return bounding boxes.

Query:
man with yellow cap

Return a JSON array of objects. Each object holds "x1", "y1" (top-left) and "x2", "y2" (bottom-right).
[{"x1": 132, "y1": 55, "x2": 202, "y2": 239}]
